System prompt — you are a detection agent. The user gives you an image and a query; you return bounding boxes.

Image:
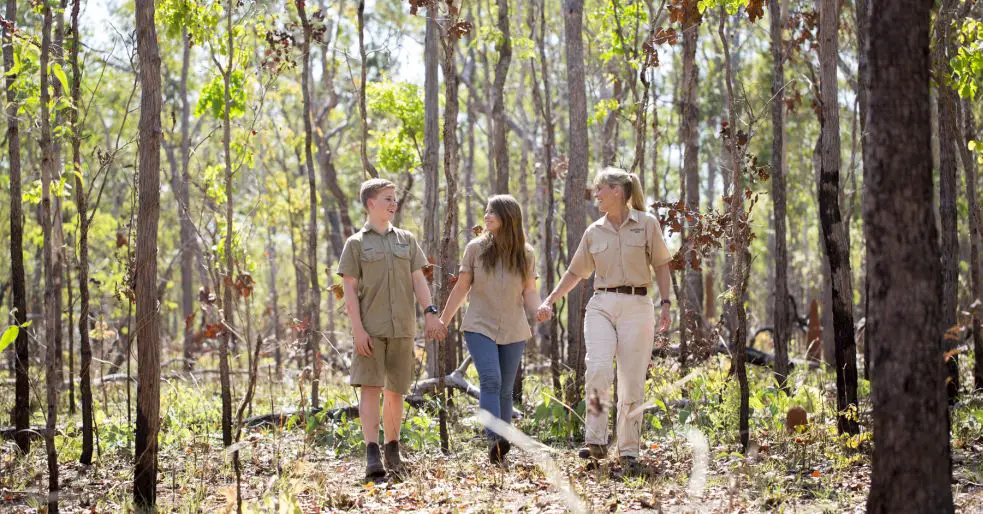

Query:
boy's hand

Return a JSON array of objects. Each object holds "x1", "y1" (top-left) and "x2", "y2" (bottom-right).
[
  {"x1": 425, "y1": 314, "x2": 447, "y2": 341},
  {"x1": 354, "y1": 326, "x2": 373, "y2": 357}
]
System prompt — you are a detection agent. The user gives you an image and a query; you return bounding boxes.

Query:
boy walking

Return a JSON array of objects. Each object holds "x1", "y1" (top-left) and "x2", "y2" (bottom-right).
[{"x1": 337, "y1": 178, "x2": 446, "y2": 480}]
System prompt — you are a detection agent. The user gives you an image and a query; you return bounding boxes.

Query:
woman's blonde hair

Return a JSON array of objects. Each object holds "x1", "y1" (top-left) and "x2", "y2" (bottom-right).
[{"x1": 593, "y1": 166, "x2": 645, "y2": 211}]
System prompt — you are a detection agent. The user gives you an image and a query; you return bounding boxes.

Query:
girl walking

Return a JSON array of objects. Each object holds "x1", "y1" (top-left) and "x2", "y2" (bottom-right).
[
  {"x1": 439, "y1": 195, "x2": 546, "y2": 465},
  {"x1": 536, "y1": 167, "x2": 673, "y2": 475}
]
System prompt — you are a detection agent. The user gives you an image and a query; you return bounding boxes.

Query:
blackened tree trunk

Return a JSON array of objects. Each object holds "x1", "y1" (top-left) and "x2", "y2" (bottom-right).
[
  {"x1": 297, "y1": 0, "x2": 323, "y2": 410},
  {"x1": 934, "y1": 0, "x2": 960, "y2": 403},
  {"x1": 219, "y1": 0, "x2": 235, "y2": 448},
  {"x1": 770, "y1": 0, "x2": 790, "y2": 389},
  {"x1": 3, "y1": 0, "x2": 30, "y2": 455},
  {"x1": 70, "y1": 0, "x2": 94, "y2": 465},
  {"x1": 960, "y1": 100, "x2": 983, "y2": 390},
  {"x1": 563, "y1": 0, "x2": 589, "y2": 407},
  {"x1": 864, "y1": 0, "x2": 954, "y2": 509},
  {"x1": 39, "y1": 1, "x2": 60, "y2": 509},
  {"x1": 133, "y1": 0, "x2": 163, "y2": 508},
  {"x1": 819, "y1": 0, "x2": 858, "y2": 435},
  {"x1": 492, "y1": 0, "x2": 512, "y2": 193}
]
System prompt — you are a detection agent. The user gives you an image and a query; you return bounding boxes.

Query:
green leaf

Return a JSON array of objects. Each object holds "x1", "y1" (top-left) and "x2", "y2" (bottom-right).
[
  {"x1": 0, "y1": 326, "x2": 19, "y2": 353},
  {"x1": 51, "y1": 63, "x2": 70, "y2": 93}
]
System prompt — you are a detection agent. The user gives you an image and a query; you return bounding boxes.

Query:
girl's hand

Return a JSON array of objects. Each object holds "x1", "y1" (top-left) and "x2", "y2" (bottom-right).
[{"x1": 536, "y1": 302, "x2": 553, "y2": 323}]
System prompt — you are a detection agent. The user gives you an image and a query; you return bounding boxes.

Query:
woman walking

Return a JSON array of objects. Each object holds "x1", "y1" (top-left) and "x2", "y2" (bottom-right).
[
  {"x1": 439, "y1": 195, "x2": 545, "y2": 465},
  {"x1": 536, "y1": 167, "x2": 673, "y2": 475}
]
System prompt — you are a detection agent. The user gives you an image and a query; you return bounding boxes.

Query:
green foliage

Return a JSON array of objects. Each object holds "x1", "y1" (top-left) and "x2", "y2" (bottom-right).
[
  {"x1": 196, "y1": 70, "x2": 247, "y2": 119},
  {"x1": 158, "y1": 0, "x2": 222, "y2": 42},
  {"x1": 367, "y1": 81, "x2": 424, "y2": 173},
  {"x1": 952, "y1": 19, "x2": 983, "y2": 99}
]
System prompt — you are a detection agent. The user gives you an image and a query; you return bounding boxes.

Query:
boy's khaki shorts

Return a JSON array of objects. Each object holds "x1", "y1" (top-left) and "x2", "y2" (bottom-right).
[{"x1": 349, "y1": 336, "x2": 415, "y2": 395}]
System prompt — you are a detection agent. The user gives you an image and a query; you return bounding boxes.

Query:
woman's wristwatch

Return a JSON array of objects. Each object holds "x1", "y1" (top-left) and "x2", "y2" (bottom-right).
[{"x1": 660, "y1": 299, "x2": 671, "y2": 307}]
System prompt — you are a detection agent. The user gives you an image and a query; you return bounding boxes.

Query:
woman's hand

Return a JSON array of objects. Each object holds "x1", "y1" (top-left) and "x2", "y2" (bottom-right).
[
  {"x1": 657, "y1": 303, "x2": 671, "y2": 333},
  {"x1": 536, "y1": 301, "x2": 553, "y2": 322}
]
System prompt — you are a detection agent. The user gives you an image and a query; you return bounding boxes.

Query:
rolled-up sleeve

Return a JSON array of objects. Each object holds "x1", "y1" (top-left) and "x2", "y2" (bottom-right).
[
  {"x1": 648, "y1": 217, "x2": 672, "y2": 268},
  {"x1": 409, "y1": 235, "x2": 428, "y2": 272},
  {"x1": 567, "y1": 232, "x2": 595, "y2": 279},
  {"x1": 337, "y1": 238, "x2": 361, "y2": 278}
]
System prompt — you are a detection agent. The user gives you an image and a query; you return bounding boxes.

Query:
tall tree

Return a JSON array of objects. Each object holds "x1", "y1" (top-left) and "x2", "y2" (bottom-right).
[
  {"x1": 769, "y1": 0, "x2": 790, "y2": 388},
  {"x1": 357, "y1": 0, "x2": 378, "y2": 178},
  {"x1": 70, "y1": 0, "x2": 94, "y2": 465},
  {"x1": 818, "y1": 0, "x2": 858, "y2": 435},
  {"x1": 218, "y1": 0, "x2": 235, "y2": 447},
  {"x1": 133, "y1": 0, "x2": 163, "y2": 507},
  {"x1": 3, "y1": 0, "x2": 30, "y2": 455},
  {"x1": 178, "y1": 23, "x2": 196, "y2": 372},
  {"x1": 39, "y1": 0, "x2": 60, "y2": 508},
  {"x1": 423, "y1": 5, "x2": 440, "y2": 377},
  {"x1": 933, "y1": 0, "x2": 960, "y2": 403},
  {"x1": 864, "y1": 0, "x2": 954, "y2": 509},
  {"x1": 562, "y1": 0, "x2": 589, "y2": 407},
  {"x1": 679, "y1": 0, "x2": 702, "y2": 368},
  {"x1": 961, "y1": 100, "x2": 983, "y2": 390},
  {"x1": 492, "y1": 0, "x2": 512, "y2": 193},
  {"x1": 296, "y1": 0, "x2": 323, "y2": 409}
]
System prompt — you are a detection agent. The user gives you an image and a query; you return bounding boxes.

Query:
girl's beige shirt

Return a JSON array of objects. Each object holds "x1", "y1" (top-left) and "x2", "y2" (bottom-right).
[{"x1": 460, "y1": 237, "x2": 536, "y2": 344}]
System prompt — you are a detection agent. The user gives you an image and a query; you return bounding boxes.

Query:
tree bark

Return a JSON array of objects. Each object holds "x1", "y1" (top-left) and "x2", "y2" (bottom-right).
[
  {"x1": 933, "y1": 0, "x2": 960, "y2": 403},
  {"x1": 3, "y1": 0, "x2": 30, "y2": 455},
  {"x1": 680, "y1": 14, "x2": 702, "y2": 366},
  {"x1": 563, "y1": 0, "x2": 589, "y2": 407},
  {"x1": 770, "y1": 0, "x2": 790, "y2": 389},
  {"x1": 357, "y1": 0, "x2": 378, "y2": 178},
  {"x1": 960, "y1": 100, "x2": 983, "y2": 390},
  {"x1": 133, "y1": 0, "x2": 162, "y2": 508},
  {"x1": 69, "y1": 0, "x2": 93, "y2": 463},
  {"x1": 178, "y1": 26, "x2": 196, "y2": 372},
  {"x1": 39, "y1": 0, "x2": 60, "y2": 509},
  {"x1": 492, "y1": 0, "x2": 512, "y2": 193},
  {"x1": 219, "y1": 0, "x2": 235, "y2": 448},
  {"x1": 819, "y1": 0, "x2": 858, "y2": 435},
  {"x1": 297, "y1": 0, "x2": 323, "y2": 410},
  {"x1": 864, "y1": 0, "x2": 954, "y2": 509}
]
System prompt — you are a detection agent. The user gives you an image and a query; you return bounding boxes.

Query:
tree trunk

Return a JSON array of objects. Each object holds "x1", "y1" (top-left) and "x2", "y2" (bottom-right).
[
  {"x1": 179, "y1": 26, "x2": 196, "y2": 372},
  {"x1": 960, "y1": 100, "x2": 983, "y2": 390},
  {"x1": 680, "y1": 16, "x2": 702, "y2": 363},
  {"x1": 297, "y1": 0, "x2": 323, "y2": 410},
  {"x1": 3, "y1": 0, "x2": 30, "y2": 455},
  {"x1": 770, "y1": 0, "x2": 790, "y2": 388},
  {"x1": 864, "y1": 0, "x2": 954, "y2": 509},
  {"x1": 267, "y1": 226, "x2": 283, "y2": 378},
  {"x1": 531, "y1": 0, "x2": 560, "y2": 394},
  {"x1": 819, "y1": 0, "x2": 858, "y2": 435},
  {"x1": 438, "y1": 23, "x2": 461, "y2": 454},
  {"x1": 423, "y1": 9, "x2": 440, "y2": 377},
  {"x1": 133, "y1": 0, "x2": 162, "y2": 508},
  {"x1": 39, "y1": 0, "x2": 60, "y2": 509},
  {"x1": 934, "y1": 0, "x2": 960, "y2": 403},
  {"x1": 357, "y1": 0, "x2": 378, "y2": 178},
  {"x1": 492, "y1": 0, "x2": 512, "y2": 193},
  {"x1": 219, "y1": 0, "x2": 235, "y2": 448},
  {"x1": 562, "y1": 0, "x2": 589, "y2": 408}
]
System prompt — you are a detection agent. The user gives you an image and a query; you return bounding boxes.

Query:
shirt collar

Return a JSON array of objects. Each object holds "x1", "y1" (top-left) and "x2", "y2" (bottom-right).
[
  {"x1": 602, "y1": 209, "x2": 641, "y2": 231},
  {"x1": 362, "y1": 222, "x2": 394, "y2": 235}
]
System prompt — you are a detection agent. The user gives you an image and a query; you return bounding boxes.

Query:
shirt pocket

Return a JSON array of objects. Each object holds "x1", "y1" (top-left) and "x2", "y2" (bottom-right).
[
  {"x1": 361, "y1": 245, "x2": 386, "y2": 264},
  {"x1": 589, "y1": 240, "x2": 613, "y2": 279},
  {"x1": 392, "y1": 243, "x2": 411, "y2": 260},
  {"x1": 624, "y1": 232, "x2": 647, "y2": 259}
]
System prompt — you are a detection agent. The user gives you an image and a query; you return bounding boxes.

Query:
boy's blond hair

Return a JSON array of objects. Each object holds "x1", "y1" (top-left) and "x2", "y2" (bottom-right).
[{"x1": 359, "y1": 178, "x2": 397, "y2": 209}]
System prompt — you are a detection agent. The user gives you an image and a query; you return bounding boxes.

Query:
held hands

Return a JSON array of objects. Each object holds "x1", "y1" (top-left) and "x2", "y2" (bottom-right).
[
  {"x1": 658, "y1": 303, "x2": 671, "y2": 333},
  {"x1": 535, "y1": 301, "x2": 554, "y2": 323},
  {"x1": 425, "y1": 313, "x2": 448, "y2": 341}
]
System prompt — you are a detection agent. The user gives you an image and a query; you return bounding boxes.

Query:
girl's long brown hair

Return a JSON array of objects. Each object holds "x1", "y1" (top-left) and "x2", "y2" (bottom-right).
[{"x1": 479, "y1": 195, "x2": 530, "y2": 280}]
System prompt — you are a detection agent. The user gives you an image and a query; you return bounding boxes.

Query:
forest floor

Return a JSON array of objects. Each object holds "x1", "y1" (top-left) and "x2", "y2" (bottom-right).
[{"x1": 2, "y1": 352, "x2": 982, "y2": 513}]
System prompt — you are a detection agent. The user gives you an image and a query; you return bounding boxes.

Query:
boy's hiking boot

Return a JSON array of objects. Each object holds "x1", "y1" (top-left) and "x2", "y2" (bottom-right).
[
  {"x1": 489, "y1": 438, "x2": 511, "y2": 466},
  {"x1": 577, "y1": 443, "x2": 607, "y2": 460},
  {"x1": 383, "y1": 440, "x2": 407, "y2": 479},
  {"x1": 616, "y1": 456, "x2": 644, "y2": 478},
  {"x1": 364, "y1": 442, "x2": 385, "y2": 481}
]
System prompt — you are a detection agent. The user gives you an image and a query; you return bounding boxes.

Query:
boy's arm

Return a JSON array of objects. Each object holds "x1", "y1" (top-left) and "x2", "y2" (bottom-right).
[
  {"x1": 412, "y1": 269, "x2": 446, "y2": 340},
  {"x1": 342, "y1": 275, "x2": 373, "y2": 357}
]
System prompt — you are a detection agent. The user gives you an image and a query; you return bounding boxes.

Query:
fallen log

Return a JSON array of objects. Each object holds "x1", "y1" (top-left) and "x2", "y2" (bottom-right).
[{"x1": 653, "y1": 341, "x2": 821, "y2": 370}]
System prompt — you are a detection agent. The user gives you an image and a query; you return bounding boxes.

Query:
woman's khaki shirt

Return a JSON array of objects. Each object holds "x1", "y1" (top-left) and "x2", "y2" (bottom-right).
[
  {"x1": 567, "y1": 209, "x2": 672, "y2": 288},
  {"x1": 460, "y1": 237, "x2": 536, "y2": 344}
]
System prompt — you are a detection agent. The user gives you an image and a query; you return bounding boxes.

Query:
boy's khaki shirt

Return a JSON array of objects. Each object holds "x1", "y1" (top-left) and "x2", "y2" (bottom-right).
[
  {"x1": 567, "y1": 209, "x2": 672, "y2": 288},
  {"x1": 337, "y1": 224, "x2": 428, "y2": 338}
]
